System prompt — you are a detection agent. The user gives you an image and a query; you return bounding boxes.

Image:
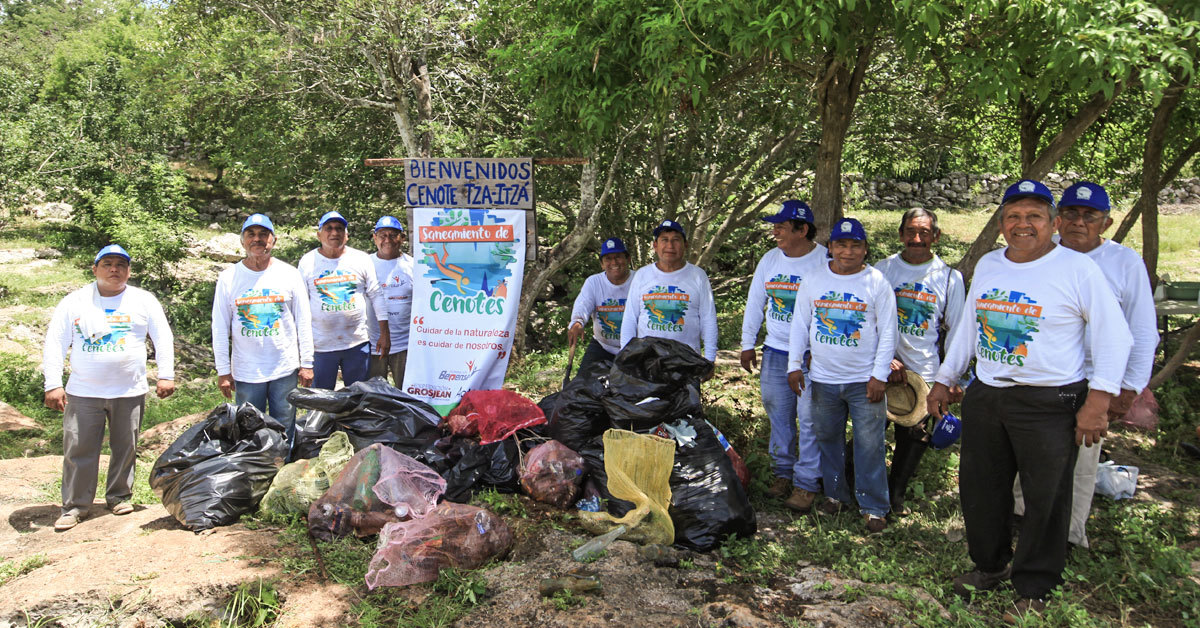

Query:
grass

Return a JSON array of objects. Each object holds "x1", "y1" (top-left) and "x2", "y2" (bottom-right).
[{"x1": 0, "y1": 555, "x2": 48, "y2": 587}]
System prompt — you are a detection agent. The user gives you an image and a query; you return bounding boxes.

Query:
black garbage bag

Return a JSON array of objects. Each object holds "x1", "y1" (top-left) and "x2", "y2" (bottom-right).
[
  {"x1": 602, "y1": 374, "x2": 702, "y2": 432},
  {"x1": 667, "y1": 417, "x2": 756, "y2": 552},
  {"x1": 150, "y1": 403, "x2": 288, "y2": 532},
  {"x1": 577, "y1": 436, "x2": 636, "y2": 517},
  {"x1": 546, "y1": 364, "x2": 611, "y2": 452},
  {"x1": 417, "y1": 435, "x2": 521, "y2": 503},
  {"x1": 289, "y1": 377, "x2": 442, "y2": 460},
  {"x1": 612, "y1": 337, "x2": 712, "y2": 386}
]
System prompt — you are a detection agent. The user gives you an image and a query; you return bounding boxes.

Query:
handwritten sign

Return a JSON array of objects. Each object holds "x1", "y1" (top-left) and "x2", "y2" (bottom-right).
[{"x1": 404, "y1": 158, "x2": 533, "y2": 210}]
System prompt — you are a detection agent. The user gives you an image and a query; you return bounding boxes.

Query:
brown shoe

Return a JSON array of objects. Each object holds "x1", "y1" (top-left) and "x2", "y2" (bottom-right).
[
  {"x1": 864, "y1": 514, "x2": 887, "y2": 533},
  {"x1": 1002, "y1": 598, "x2": 1046, "y2": 624},
  {"x1": 783, "y1": 488, "x2": 816, "y2": 513},
  {"x1": 952, "y1": 566, "x2": 1012, "y2": 597},
  {"x1": 818, "y1": 499, "x2": 849, "y2": 516},
  {"x1": 765, "y1": 476, "x2": 792, "y2": 499}
]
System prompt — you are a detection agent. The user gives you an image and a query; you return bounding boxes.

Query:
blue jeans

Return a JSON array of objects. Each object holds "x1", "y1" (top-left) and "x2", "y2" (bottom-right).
[
  {"x1": 760, "y1": 346, "x2": 820, "y2": 491},
  {"x1": 810, "y1": 381, "x2": 890, "y2": 517},
  {"x1": 236, "y1": 370, "x2": 298, "y2": 444},
  {"x1": 313, "y1": 342, "x2": 370, "y2": 390}
]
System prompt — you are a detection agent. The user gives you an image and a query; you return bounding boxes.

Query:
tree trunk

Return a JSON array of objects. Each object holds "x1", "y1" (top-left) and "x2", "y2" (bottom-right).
[
  {"x1": 411, "y1": 53, "x2": 434, "y2": 157},
  {"x1": 1114, "y1": 131, "x2": 1200, "y2": 244},
  {"x1": 955, "y1": 87, "x2": 1123, "y2": 283},
  {"x1": 809, "y1": 39, "x2": 873, "y2": 234},
  {"x1": 1138, "y1": 87, "x2": 1185, "y2": 285}
]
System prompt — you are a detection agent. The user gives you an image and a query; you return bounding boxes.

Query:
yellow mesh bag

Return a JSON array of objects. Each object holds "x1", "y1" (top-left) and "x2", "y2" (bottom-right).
[
  {"x1": 260, "y1": 431, "x2": 355, "y2": 516},
  {"x1": 578, "y1": 429, "x2": 675, "y2": 545}
]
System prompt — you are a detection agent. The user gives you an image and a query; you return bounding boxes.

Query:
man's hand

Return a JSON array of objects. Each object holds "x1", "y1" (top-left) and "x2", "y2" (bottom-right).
[
  {"x1": 218, "y1": 374, "x2": 235, "y2": 400},
  {"x1": 740, "y1": 349, "x2": 757, "y2": 373},
  {"x1": 156, "y1": 379, "x2": 176, "y2": 399},
  {"x1": 1107, "y1": 388, "x2": 1137, "y2": 421},
  {"x1": 927, "y1": 382, "x2": 952, "y2": 418},
  {"x1": 298, "y1": 368, "x2": 314, "y2": 387},
  {"x1": 866, "y1": 377, "x2": 886, "y2": 403},
  {"x1": 375, "y1": 333, "x2": 391, "y2": 359},
  {"x1": 1076, "y1": 389, "x2": 1112, "y2": 447},
  {"x1": 567, "y1": 322, "x2": 585, "y2": 348},
  {"x1": 787, "y1": 370, "x2": 805, "y2": 396},
  {"x1": 948, "y1": 384, "x2": 965, "y2": 404},
  {"x1": 888, "y1": 359, "x2": 907, "y2": 383},
  {"x1": 44, "y1": 387, "x2": 66, "y2": 412}
]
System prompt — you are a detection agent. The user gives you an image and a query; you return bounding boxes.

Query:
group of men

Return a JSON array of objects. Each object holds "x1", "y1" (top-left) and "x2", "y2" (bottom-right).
[
  {"x1": 569, "y1": 179, "x2": 1156, "y2": 617},
  {"x1": 42, "y1": 210, "x2": 415, "y2": 531}
]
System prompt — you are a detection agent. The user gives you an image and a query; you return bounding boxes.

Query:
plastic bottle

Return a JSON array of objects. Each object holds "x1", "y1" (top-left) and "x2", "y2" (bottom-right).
[{"x1": 571, "y1": 524, "x2": 627, "y2": 561}]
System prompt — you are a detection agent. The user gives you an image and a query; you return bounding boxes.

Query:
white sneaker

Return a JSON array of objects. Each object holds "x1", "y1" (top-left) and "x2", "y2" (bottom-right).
[{"x1": 54, "y1": 512, "x2": 81, "y2": 531}]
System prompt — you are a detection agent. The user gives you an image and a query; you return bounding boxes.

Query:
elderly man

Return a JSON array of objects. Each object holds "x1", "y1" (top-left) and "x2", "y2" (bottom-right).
[
  {"x1": 874, "y1": 208, "x2": 966, "y2": 515},
  {"x1": 930, "y1": 180, "x2": 1132, "y2": 619},
  {"x1": 1013, "y1": 182, "x2": 1158, "y2": 548},
  {"x1": 297, "y1": 211, "x2": 389, "y2": 389},
  {"x1": 212, "y1": 214, "x2": 314, "y2": 439},
  {"x1": 787, "y1": 218, "x2": 897, "y2": 533},
  {"x1": 569, "y1": 237, "x2": 635, "y2": 373},
  {"x1": 739, "y1": 200, "x2": 826, "y2": 511},
  {"x1": 364, "y1": 215, "x2": 414, "y2": 386},
  {"x1": 43, "y1": 245, "x2": 175, "y2": 531},
  {"x1": 620, "y1": 220, "x2": 718, "y2": 366}
]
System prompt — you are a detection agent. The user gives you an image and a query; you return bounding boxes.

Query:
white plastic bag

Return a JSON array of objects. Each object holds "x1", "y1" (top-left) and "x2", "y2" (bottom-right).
[{"x1": 1094, "y1": 460, "x2": 1138, "y2": 500}]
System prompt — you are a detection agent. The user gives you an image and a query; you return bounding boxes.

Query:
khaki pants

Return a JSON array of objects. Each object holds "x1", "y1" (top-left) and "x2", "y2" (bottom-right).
[
  {"x1": 1014, "y1": 439, "x2": 1103, "y2": 548},
  {"x1": 62, "y1": 394, "x2": 145, "y2": 516},
  {"x1": 368, "y1": 350, "x2": 408, "y2": 387}
]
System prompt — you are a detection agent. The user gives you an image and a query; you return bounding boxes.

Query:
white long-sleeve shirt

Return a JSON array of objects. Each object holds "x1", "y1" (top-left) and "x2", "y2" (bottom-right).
[
  {"x1": 365, "y1": 253, "x2": 415, "y2": 354},
  {"x1": 570, "y1": 270, "x2": 636, "y2": 354},
  {"x1": 1063, "y1": 238, "x2": 1158, "y2": 391},
  {"x1": 619, "y1": 262, "x2": 718, "y2": 361},
  {"x1": 212, "y1": 259, "x2": 314, "y2": 383},
  {"x1": 740, "y1": 245, "x2": 827, "y2": 352},
  {"x1": 43, "y1": 283, "x2": 174, "y2": 398},
  {"x1": 874, "y1": 253, "x2": 966, "y2": 382},
  {"x1": 935, "y1": 245, "x2": 1132, "y2": 394},
  {"x1": 787, "y1": 262, "x2": 897, "y2": 384},
  {"x1": 297, "y1": 247, "x2": 387, "y2": 352}
]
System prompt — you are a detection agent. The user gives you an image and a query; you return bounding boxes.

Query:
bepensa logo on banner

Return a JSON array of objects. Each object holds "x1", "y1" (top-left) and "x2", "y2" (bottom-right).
[{"x1": 401, "y1": 207, "x2": 526, "y2": 415}]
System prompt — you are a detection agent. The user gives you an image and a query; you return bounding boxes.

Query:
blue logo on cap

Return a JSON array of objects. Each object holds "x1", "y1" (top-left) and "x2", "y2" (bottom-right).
[
  {"x1": 374, "y1": 215, "x2": 404, "y2": 232},
  {"x1": 93, "y1": 244, "x2": 131, "y2": 264},
  {"x1": 241, "y1": 213, "x2": 275, "y2": 233},
  {"x1": 829, "y1": 218, "x2": 867, "y2": 241},
  {"x1": 318, "y1": 211, "x2": 348, "y2": 228},
  {"x1": 1059, "y1": 182, "x2": 1110, "y2": 212}
]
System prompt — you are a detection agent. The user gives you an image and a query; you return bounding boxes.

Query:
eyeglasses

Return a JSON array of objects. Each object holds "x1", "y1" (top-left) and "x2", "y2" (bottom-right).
[{"x1": 1059, "y1": 209, "x2": 1107, "y2": 224}]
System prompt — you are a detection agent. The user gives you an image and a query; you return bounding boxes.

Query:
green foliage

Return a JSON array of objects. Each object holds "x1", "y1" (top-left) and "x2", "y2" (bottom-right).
[
  {"x1": 471, "y1": 488, "x2": 528, "y2": 518},
  {"x1": 0, "y1": 555, "x2": 48, "y2": 587},
  {"x1": 221, "y1": 578, "x2": 281, "y2": 628}
]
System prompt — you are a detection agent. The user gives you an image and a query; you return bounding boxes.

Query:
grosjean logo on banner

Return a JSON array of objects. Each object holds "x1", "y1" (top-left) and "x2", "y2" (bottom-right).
[{"x1": 406, "y1": 384, "x2": 453, "y2": 399}]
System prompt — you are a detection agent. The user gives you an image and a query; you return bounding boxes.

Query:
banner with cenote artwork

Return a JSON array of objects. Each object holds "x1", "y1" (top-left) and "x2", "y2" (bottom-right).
[{"x1": 402, "y1": 207, "x2": 525, "y2": 415}]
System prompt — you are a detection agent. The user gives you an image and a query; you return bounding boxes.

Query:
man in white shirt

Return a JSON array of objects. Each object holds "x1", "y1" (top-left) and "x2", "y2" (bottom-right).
[
  {"x1": 43, "y1": 245, "x2": 176, "y2": 531},
  {"x1": 739, "y1": 200, "x2": 826, "y2": 512},
  {"x1": 568, "y1": 237, "x2": 635, "y2": 373},
  {"x1": 365, "y1": 215, "x2": 414, "y2": 385},
  {"x1": 212, "y1": 214, "x2": 314, "y2": 440},
  {"x1": 297, "y1": 211, "x2": 390, "y2": 389},
  {"x1": 874, "y1": 208, "x2": 966, "y2": 515},
  {"x1": 1013, "y1": 182, "x2": 1158, "y2": 549},
  {"x1": 620, "y1": 220, "x2": 718, "y2": 368},
  {"x1": 787, "y1": 218, "x2": 897, "y2": 533},
  {"x1": 929, "y1": 180, "x2": 1132, "y2": 617}
]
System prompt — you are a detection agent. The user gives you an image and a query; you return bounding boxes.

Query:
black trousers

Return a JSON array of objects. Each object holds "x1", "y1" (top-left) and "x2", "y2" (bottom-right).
[
  {"x1": 576, "y1": 337, "x2": 617, "y2": 374},
  {"x1": 888, "y1": 422, "x2": 928, "y2": 506},
  {"x1": 959, "y1": 380, "x2": 1085, "y2": 599}
]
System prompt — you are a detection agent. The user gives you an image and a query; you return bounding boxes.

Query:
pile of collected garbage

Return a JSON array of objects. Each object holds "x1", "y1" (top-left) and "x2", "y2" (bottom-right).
[{"x1": 147, "y1": 338, "x2": 753, "y2": 589}]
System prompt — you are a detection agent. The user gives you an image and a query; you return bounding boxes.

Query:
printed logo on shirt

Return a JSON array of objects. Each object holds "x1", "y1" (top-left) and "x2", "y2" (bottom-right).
[
  {"x1": 235, "y1": 289, "x2": 285, "y2": 337},
  {"x1": 596, "y1": 297, "x2": 626, "y2": 340},
  {"x1": 812, "y1": 291, "x2": 867, "y2": 347},
  {"x1": 643, "y1": 285, "x2": 689, "y2": 333},
  {"x1": 895, "y1": 282, "x2": 938, "y2": 338},
  {"x1": 975, "y1": 289, "x2": 1043, "y2": 367},
  {"x1": 417, "y1": 209, "x2": 517, "y2": 316},
  {"x1": 74, "y1": 309, "x2": 131, "y2": 353},
  {"x1": 314, "y1": 270, "x2": 359, "y2": 312},
  {"x1": 765, "y1": 274, "x2": 804, "y2": 322}
]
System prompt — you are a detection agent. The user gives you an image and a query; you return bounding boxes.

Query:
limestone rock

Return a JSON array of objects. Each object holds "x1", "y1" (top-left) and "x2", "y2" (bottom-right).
[{"x1": 0, "y1": 401, "x2": 40, "y2": 433}]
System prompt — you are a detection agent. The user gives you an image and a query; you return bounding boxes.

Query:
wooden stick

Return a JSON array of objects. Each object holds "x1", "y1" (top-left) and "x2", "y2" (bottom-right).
[{"x1": 307, "y1": 529, "x2": 330, "y2": 583}]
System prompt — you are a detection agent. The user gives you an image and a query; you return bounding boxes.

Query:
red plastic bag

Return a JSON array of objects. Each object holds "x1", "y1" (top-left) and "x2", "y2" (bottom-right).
[
  {"x1": 519, "y1": 440, "x2": 585, "y2": 508},
  {"x1": 364, "y1": 502, "x2": 514, "y2": 589},
  {"x1": 446, "y1": 390, "x2": 546, "y2": 445},
  {"x1": 1115, "y1": 388, "x2": 1159, "y2": 432}
]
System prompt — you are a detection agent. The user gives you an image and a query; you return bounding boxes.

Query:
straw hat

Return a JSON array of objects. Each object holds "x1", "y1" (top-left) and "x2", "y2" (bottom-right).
[{"x1": 886, "y1": 369, "x2": 930, "y2": 427}]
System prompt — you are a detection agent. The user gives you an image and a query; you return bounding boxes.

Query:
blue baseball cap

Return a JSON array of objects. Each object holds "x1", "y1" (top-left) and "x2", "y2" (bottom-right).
[
  {"x1": 317, "y1": 211, "x2": 348, "y2": 229},
  {"x1": 1058, "y1": 181, "x2": 1110, "y2": 212},
  {"x1": 374, "y1": 215, "x2": 405, "y2": 232},
  {"x1": 652, "y1": 219, "x2": 687, "y2": 240},
  {"x1": 93, "y1": 244, "x2": 131, "y2": 264},
  {"x1": 241, "y1": 213, "x2": 275, "y2": 233},
  {"x1": 1001, "y1": 179, "x2": 1055, "y2": 207},
  {"x1": 763, "y1": 200, "x2": 815, "y2": 224},
  {"x1": 929, "y1": 413, "x2": 962, "y2": 450},
  {"x1": 599, "y1": 237, "x2": 628, "y2": 256},
  {"x1": 829, "y1": 218, "x2": 867, "y2": 241}
]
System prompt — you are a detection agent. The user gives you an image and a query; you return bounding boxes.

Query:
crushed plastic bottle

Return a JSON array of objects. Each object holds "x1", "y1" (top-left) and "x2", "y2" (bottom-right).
[
  {"x1": 575, "y1": 495, "x2": 601, "y2": 512},
  {"x1": 571, "y1": 524, "x2": 626, "y2": 562},
  {"x1": 539, "y1": 574, "x2": 602, "y2": 596}
]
